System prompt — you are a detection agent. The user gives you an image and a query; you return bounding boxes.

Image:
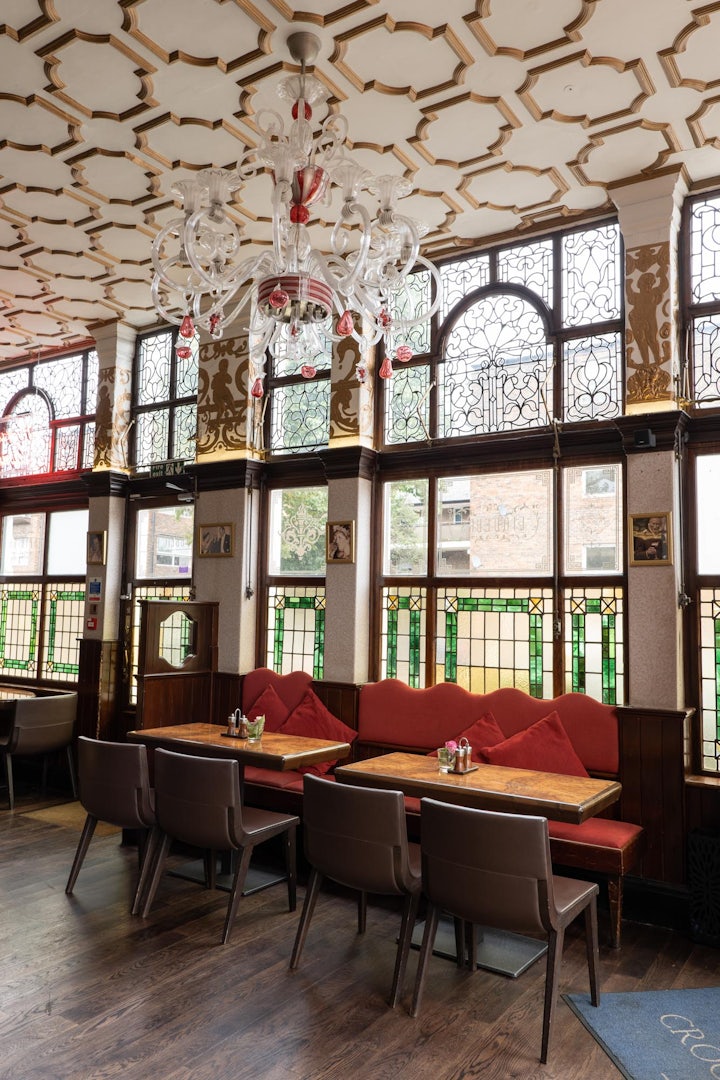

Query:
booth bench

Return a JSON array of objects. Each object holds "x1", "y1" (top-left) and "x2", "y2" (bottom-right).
[{"x1": 238, "y1": 668, "x2": 644, "y2": 948}]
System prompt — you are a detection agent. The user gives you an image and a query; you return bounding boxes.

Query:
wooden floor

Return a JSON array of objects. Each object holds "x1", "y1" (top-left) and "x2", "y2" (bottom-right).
[{"x1": 1, "y1": 794, "x2": 719, "y2": 1080}]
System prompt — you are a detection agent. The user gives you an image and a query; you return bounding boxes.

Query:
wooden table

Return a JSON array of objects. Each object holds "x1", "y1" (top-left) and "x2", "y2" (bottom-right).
[
  {"x1": 336, "y1": 752, "x2": 622, "y2": 977},
  {"x1": 335, "y1": 752, "x2": 621, "y2": 825},
  {"x1": 127, "y1": 722, "x2": 352, "y2": 772},
  {"x1": 127, "y1": 722, "x2": 351, "y2": 897}
]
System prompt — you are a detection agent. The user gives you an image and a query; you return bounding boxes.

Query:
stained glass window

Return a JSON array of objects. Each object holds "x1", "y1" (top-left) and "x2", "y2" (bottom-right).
[
  {"x1": 380, "y1": 464, "x2": 624, "y2": 703},
  {"x1": 267, "y1": 325, "x2": 331, "y2": 455},
  {"x1": 266, "y1": 586, "x2": 326, "y2": 678},
  {"x1": 0, "y1": 349, "x2": 98, "y2": 479},
  {"x1": 0, "y1": 509, "x2": 88, "y2": 684},
  {"x1": 383, "y1": 220, "x2": 623, "y2": 446},
  {"x1": 264, "y1": 487, "x2": 328, "y2": 676},
  {"x1": 133, "y1": 329, "x2": 198, "y2": 470}
]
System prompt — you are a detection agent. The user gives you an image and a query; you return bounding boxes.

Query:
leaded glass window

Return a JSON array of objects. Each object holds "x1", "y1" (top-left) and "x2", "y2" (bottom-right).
[
  {"x1": 383, "y1": 220, "x2": 623, "y2": 445},
  {"x1": 267, "y1": 325, "x2": 331, "y2": 455},
  {"x1": 132, "y1": 328, "x2": 198, "y2": 470},
  {"x1": 0, "y1": 509, "x2": 88, "y2": 684},
  {"x1": 380, "y1": 463, "x2": 625, "y2": 703},
  {"x1": 0, "y1": 349, "x2": 98, "y2": 479},
  {"x1": 695, "y1": 455, "x2": 720, "y2": 773},
  {"x1": 264, "y1": 486, "x2": 328, "y2": 677},
  {"x1": 686, "y1": 193, "x2": 720, "y2": 407},
  {"x1": 266, "y1": 586, "x2": 326, "y2": 677}
]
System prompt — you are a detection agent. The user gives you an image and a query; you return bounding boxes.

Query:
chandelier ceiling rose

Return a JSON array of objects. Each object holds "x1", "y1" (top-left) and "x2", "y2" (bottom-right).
[{"x1": 150, "y1": 27, "x2": 442, "y2": 399}]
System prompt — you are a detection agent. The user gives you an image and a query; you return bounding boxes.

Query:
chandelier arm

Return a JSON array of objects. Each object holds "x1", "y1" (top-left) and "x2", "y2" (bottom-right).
[
  {"x1": 151, "y1": 273, "x2": 185, "y2": 326},
  {"x1": 183, "y1": 204, "x2": 242, "y2": 290},
  {"x1": 328, "y1": 202, "x2": 373, "y2": 294},
  {"x1": 150, "y1": 217, "x2": 189, "y2": 277}
]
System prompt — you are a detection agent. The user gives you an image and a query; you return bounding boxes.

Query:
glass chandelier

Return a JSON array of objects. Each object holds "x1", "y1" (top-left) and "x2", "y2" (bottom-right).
[{"x1": 150, "y1": 31, "x2": 441, "y2": 396}]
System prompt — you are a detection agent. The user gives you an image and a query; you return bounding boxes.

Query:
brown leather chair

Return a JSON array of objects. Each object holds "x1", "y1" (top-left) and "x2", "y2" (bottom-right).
[
  {"x1": 411, "y1": 798, "x2": 600, "y2": 1064},
  {"x1": 65, "y1": 737, "x2": 156, "y2": 908},
  {"x1": 290, "y1": 774, "x2": 422, "y2": 1008},
  {"x1": 0, "y1": 692, "x2": 77, "y2": 810},
  {"x1": 138, "y1": 748, "x2": 298, "y2": 944}
]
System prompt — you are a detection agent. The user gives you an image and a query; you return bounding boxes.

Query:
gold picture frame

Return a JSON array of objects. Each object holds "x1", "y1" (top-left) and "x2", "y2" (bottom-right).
[
  {"x1": 629, "y1": 512, "x2": 672, "y2": 566},
  {"x1": 87, "y1": 531, "x2": 106, "y2": 566},
  {"x1": 198, "y1": 522, "x2": 234, "y2": 558},
  {"x1": 326, "y1": 521, "x2": 355, "y2": 564}
]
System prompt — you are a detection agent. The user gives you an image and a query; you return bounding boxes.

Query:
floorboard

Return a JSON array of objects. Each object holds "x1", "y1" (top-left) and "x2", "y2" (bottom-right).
[{"x1": 1, "y1": 798, "x2": 718, "y2": 1080}]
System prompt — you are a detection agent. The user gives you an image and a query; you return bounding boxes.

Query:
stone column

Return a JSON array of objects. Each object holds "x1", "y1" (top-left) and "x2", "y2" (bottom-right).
[
  {"x1": 79, "y1": 320, "x2": 136, "y2": 738},
  {"x1": 625, "y1": 436, "x2": 684, "y2": 709},
  {"x1": 85, "y1": 321, "x2": 136, "y2": 642},
  {"x1": 611, "y1": 170, "x2": 687, "y2": 412}
]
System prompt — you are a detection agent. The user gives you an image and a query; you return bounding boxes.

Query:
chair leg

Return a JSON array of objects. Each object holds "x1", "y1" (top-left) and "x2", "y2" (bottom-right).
[
  {"x1": 389, "y1": 890, "x2": 420, "y2": 1009},
  {"x1": 357, "y1": 890, "x2": 368, "y2": 934},
  {"x1": 453, "y1": 917, "x2": 465, "y2": 968},
  {"x1": 221, "y1": 844, "x2": 254, "y2": 945},
  {"x1": 540, "y1": 928, "x2": 564, "y2": 1065},
  {"x1": 4, "y1": 753, "x2": 13, "y2": 811},
  {"x1": 585, "y1": 898, "x2": 601, "y2": 1006},
  {"x1": 65, "y1": 745, "x2": 78, "y2": 799},
  {"x1": 607, "y1": 873, "x2": 623, "y2": 949},
  {"x1": 289, "y1": 867, "x2": 323, "y2": 970},
  {"x1": 410, "y1": 902, "x2": 440, "y2": 1018},
  {"x1": 131, "y1": 826, "x2": 161, "y2": 916},
  {"x1": 139, "y1": 832, "x2": 173, "y2": 917},
  {"x1": 204, "y1": 850, "x2": 217, "y2": 890},
  {"x1": 465, "y1": 921, "x2": 478, "y2": 971},
  {"x1": 65, "y1": 814, "x2": 98, "y2": 894},
  {"x1": 285, "y1": 825, "x2": 297, "y2": 912}
]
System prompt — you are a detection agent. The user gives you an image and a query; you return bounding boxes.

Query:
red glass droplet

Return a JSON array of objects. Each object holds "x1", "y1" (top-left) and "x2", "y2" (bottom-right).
[
  {"x1": 379, "y1": 309, "x2": 391, "y2": 329},
  {"x1": 396, "y1": 345, "x2": 413, "y2": 362},
  {"x1": 268, "y1": 287, "x2": 290, "y2": 310},
  {"x1": 356, "y1": 366, "x2": 367, "y2": 383},
  {"x1": 179, "y1": 314, "x2": 195, "y2": 339},
  {"x1": 301, "y1": 364, "x2": 317, "y2": 380},
  {"x1": 379, "y1": 357, "x2": 394, "y2": 380},
  {"x1": 209, "y1": 313, "x2": 221, "y2": 333},
  {"x1": 292, "y1": 100, "x2": 312, "y2": 121},
  {"x1": 250, "y1": 378, "x2": 264, "y2": 399},
  {"x1": 290, "y1": 204, "x2": 310, "y2": 225},
  {"x1": 337, "y1": 310, "x2": 354, "y2": 337},
  {"x1": 176, "y1": 346, "x2": 192, "y2": 360}
]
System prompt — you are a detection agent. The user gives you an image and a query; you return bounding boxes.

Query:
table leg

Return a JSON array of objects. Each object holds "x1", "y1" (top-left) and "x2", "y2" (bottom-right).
[{"x1": 411, "y1": 914, "x2": 547, "y2": 978}]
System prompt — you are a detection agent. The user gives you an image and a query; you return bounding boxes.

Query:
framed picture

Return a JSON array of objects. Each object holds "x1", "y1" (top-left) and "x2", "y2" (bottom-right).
[
  {"x1": 326, "y1": 520, "x2": 355, "y2": 564},
  {"x1": 87, "y1": 531, "x2": 106, "y2": 566},
  {"x1": 198, "y1": 522, "x2": 234, "y2": 557},
  {"x1": 629, "y1": 512, "x2": 672, "y2": 566}
]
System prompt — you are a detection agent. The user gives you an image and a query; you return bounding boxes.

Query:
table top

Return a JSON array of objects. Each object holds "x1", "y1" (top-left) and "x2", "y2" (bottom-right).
[
  {"x1": 335, "y1": 752, "x2": 621, "y2": 825},
  {"x1": 127, "y1": 722, "x2": 352, "y2": 772}
]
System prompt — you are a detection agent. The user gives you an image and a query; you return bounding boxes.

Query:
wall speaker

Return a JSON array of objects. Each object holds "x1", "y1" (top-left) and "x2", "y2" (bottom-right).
[{"x1": 633, "y1": 428, "x2": 656, "y2": 448}]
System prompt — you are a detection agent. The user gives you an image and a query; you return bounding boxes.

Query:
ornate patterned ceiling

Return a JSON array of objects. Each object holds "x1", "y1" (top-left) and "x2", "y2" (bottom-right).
[{"x1": 1, "y1": 0, "x2": 719, "y2": 364}]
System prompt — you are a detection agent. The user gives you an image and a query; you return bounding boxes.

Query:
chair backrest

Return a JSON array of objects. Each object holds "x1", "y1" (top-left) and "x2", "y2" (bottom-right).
[
  {"x1": 303, "y1": 774, "x2": 415, "y2": 895},
  {"x1": 77, "y1": 736, "x2": 155, "y2": 829},
  {"x1": 8, "y1": 693, "x2": 77, "y2": 755},
  {"x1": 153, "y1": 748, "x2": 242, "y2": 851},
  {"x1": 420, "y1": 798, "x2": 555, "y2": 935}
]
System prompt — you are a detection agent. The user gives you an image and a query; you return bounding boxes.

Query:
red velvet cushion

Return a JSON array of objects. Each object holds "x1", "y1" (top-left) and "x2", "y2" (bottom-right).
[
  {"x1": 279, "y1": 689, "x2": 357, "y2": 775},
  {"x1": 246, "y1": 684, "x2": 290, "y2": 733},
  {"x1": 427, "y1": 712, "x2": 505, "y2": 757},
  {"x1": 478, "y1": 710, "x2": 589, "y2": 777}
]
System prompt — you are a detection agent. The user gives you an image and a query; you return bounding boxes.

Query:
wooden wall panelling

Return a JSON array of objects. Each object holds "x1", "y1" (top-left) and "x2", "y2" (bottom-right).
[{"x1": 617, "y1": 705, "x2": 692, "y2": 886}]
